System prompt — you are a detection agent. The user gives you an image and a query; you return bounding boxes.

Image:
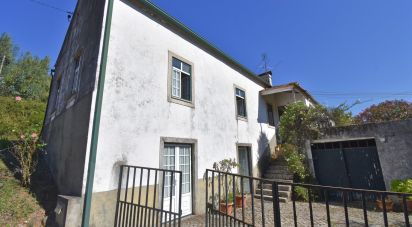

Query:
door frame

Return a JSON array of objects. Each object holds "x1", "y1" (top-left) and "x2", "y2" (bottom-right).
[
  {"x1": 159, "y1": 137, "x2": 198, "y2": 215},
  {"x1": 236, "y1": 143, "x2": 253, "y2": 177}
]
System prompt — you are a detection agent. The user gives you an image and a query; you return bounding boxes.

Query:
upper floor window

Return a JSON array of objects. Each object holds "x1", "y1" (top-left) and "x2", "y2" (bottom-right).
[
  {"x1": 72, "y1": 56, "x2": 81, "y2": 94},
  {"x1": 54, "y1": 75, "x2": 62, "y2": 112},
  {"x1": 267, "y1": 104, "x2": 275, "y2": 126},
  {"x1": 235, "y1": 88, "x2": 247, "y2": 118},
  {"x1": 171, "y1": 57, "x2": 192, "y2": 102}
]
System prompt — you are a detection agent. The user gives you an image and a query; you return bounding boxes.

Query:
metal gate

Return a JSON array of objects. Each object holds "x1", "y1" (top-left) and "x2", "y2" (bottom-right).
[
  {"x1": 312, "y1": 139, "x2": 385, "y2": 191},
  {"x1": 114, "y1": 165, "x2": 183, "y2": 227}
]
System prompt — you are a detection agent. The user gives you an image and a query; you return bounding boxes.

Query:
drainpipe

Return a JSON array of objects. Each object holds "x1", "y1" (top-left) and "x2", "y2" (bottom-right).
[{"x1": 81, "y1": 0, "x2": 114, "y2": 226}]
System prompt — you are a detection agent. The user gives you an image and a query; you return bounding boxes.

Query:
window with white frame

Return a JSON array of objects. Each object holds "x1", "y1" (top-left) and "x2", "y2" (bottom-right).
[
  {"x1": 235, "y1": 88, "x2": 247, "y2": 118},
  {"x1": 171, "y1": 57, "x2": 192, "y2": 102}
]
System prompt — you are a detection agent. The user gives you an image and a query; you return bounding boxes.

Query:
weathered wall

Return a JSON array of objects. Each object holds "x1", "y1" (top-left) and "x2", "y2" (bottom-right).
[
  {"x1": 90, "y1": 0, "x2": 276, "y2": 217},
  {"x1": 313, "y1": 119, "x2": 412, "y2": 190},
  {"x1": 42, "y1": 0, "x2": 106, "y2": 195}
]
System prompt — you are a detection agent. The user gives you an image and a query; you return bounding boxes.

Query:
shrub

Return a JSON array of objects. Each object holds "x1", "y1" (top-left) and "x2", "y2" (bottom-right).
[
  {"x1": 0, "y1": 96, "x2": 46, "y2": 140},
  {"x1": 293, "y1": 186, "x2": 309, "y2": 202},
  {"x1": 391, "y1": 179, "x2": 412, "y2": 200},
  {"x1": 280, "y1": 143, "x2": 308, "y2": 180},
  {"x1": 11, "y1": 132, "x2": 45, "y2": 187}
]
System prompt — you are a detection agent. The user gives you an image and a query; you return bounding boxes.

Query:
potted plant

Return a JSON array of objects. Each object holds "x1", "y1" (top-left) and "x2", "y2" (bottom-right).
[
  {"x1": 375, "y1": 198, "x2": 394, "y2": 212},
  {"x1": 219, "y1": 192, "x2": 234, "y2": 215},
  {"x1": 234, "y1": 180, "x2": 247, "y2": 208},
  {"x1": 391, "y1": 179, "x2": 412, "y2": 212},
  {"x1": 204, "y1": 158, "x2": 240, "y2": 214}
]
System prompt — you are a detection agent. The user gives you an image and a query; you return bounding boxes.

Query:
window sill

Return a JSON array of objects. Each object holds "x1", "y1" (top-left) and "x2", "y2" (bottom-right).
[
  {"x1": 168, "y1": 96, "x2": 194, "y2": 108},
  {"x1": 237, "y1": 116, "x2": 248, "y2": 122},
  {"x1": 65, "y1": 95, "x2": 77, "y2": 109}
]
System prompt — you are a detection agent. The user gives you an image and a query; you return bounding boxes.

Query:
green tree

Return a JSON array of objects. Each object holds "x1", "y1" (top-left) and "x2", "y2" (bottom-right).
[
  {"x1": 0, "y1": 33, "x2": 17, "y2": 74},
  {"x1": 355, "y1": 100, "x2": 412, "y2": 124},
  {"x1": 326, "y1": 102, "x2": 357, "y2": 127},
  {"x1": 279, "y1": 102, "x2": 332, "y2": 148},
  {"x1": 0, "y1": 33, "x2": 51, "y2": 101},
  {"x1": 278, "y1": 102, "x2": 333, "y2": 181}
]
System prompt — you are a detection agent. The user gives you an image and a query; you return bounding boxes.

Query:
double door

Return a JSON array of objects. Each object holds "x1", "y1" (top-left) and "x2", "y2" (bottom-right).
[{"x1": 163, "y1": 144, "x2": 192, "y2": 217}]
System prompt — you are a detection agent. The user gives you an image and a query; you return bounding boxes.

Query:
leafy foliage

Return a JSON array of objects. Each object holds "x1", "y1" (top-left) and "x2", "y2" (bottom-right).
[
  {"x1": 326, "y1": 102, "x2": 357, "y2": 126},
  {"x1": 293, "y1": 186, "x2": 309, "y2": 202},
  {"x1": 279, "y1": 102, "x2": 332, "y2": 147},
  {"x1": 0, "y1": 33, "x2": 51, "y2": 101},
  {"x1": 11, "y1": 132, "x2": 45, "y2": 187},
  {"x1": 355, "y1": 100, "x2": 412, "y2": 124},
  {"x1": 279, "y1": 143, "x2": 308, "y2": 180},
  {"x1": 0, "y1": 96, "x2": 46, "y2": 140},
  {"x1": 391, "y1": 179, "x2": 412, "y2": 200},
  {"x1": 0, "y1": 33, "x2": 17, "y2": 68}
]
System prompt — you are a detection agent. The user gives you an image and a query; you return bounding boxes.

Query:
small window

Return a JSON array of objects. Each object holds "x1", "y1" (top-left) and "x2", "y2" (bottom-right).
[
  {"x1": 54, "y1": 76, "x2": 62, "y2": 111},
  {"x1": 267, "y1": 104, "x2": 275, "y2": 126},
  {"x1": 278, "y1": 106, "x2": 286, "y2": 120},
  {"x1": 72, "y1": 56, "x2": 81, "y2": 94},
  {"x1": 171, "y1": 57, "x2": 192, "y2": 102},
  {"x1": 235, "y1": 88, "x2": 247, "y2": 118}
]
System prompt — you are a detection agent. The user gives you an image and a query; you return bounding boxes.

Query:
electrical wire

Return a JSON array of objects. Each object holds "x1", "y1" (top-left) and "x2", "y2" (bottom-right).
[{"x1": 25, "y1": 0, "x2": 73, "y2": 15}]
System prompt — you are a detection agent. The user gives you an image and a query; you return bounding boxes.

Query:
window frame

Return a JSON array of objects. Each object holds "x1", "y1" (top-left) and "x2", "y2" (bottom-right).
[
  {"x1": 167, "y1": 51, "x2": 195, "y2": 108},
  {"x1": 234, "y1": 85, "x2": 248, "y2": 121},
  {"x1": 267, "y1": 104, "x2": 275, "y2": 127},
  {"x1": 71, "y1": 55, "x2": 82, "y2": 95}
]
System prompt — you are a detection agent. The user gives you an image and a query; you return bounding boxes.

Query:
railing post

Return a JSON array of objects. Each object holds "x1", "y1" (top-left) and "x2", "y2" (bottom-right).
[
  {"x1": 205, "y1": 169, "x2": 209, "y2": 227},
  {"x1": 272, "y1": 181, "x2": 281, "y2": 227},
  {"x1": 113, "y1": 165, "x2": 124, "y2": 227}
]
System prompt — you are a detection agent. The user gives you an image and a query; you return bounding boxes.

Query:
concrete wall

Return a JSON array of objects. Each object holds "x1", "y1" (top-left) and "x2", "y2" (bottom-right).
[
  {"x1": 42, "y1": 0, "x2": 106, "y2": 195},
  {"x1": 90, "y1": 0, "x2": 276, "y2": 217},
  {"x1": 313, "y1": 119, "x2": 412, "y2": 190}
]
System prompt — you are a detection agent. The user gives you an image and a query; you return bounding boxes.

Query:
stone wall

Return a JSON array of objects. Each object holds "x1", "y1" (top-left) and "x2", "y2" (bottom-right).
[{"x1": 313, "y1": 119, "x2": 412, "y2": 190}]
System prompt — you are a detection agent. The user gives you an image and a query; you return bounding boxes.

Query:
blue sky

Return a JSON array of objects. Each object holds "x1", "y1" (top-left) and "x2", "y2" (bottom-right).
[{"x1": 1, "y1": 0, "x2": 412, "y2": 114}]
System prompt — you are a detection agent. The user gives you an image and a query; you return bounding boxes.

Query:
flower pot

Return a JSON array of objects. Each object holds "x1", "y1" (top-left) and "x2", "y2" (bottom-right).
[
  {"x1": 400, "y1": 199, "x2": 412, "y2": 212},
  {"x1": 376, "y1": 199, "x2": 394, "y2": 212},
  {"x1": 235, "y1": 195, "x2": 247, "y2": 208},
  {"x1": 219, "y1": 202, "x2": 234, "y2": 215}
]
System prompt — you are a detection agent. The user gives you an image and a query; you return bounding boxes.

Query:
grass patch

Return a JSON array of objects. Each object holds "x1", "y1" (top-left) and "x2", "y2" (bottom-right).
[{"x1": 0, "y1": 158, "x2": 44, "y2": 226}]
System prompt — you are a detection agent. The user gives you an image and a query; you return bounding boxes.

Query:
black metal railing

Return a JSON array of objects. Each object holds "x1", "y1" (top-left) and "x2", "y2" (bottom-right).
[
  {"x1": 205, "y1": 169, "x2": 282, "y2": 227},
  {"x1": 114, "y1": 165, "x2": 183, "y2": 227},
  {"x1": 205, "y1": 169, "x2": 412, "y2": 227}
]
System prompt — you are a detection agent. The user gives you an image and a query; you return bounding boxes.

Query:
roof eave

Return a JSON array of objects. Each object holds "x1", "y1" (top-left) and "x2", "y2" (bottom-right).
[{"x1": 128, "y1": 0, "x2": 271, "y2": 88}]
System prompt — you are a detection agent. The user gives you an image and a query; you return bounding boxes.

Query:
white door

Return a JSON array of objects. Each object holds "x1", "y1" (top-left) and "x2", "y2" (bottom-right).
[{"x1": 163, "y1": 144, "x2": 192, "y2": 218}]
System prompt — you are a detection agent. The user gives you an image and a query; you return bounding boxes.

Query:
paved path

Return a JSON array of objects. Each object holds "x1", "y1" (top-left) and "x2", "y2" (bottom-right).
[{"x1": 182, "y1": 199, "x2": 411, "y2": 226}]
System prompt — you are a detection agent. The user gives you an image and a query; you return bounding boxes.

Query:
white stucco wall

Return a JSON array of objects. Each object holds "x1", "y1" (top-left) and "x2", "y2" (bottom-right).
[{"x1": 92, "y1": 0, "x2": 276, "y2": 193}]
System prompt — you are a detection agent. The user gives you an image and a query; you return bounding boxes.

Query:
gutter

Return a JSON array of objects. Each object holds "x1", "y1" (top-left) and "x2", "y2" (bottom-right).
[{"x1": 81, "y1": 0, "x2": 114, "y2": 226}]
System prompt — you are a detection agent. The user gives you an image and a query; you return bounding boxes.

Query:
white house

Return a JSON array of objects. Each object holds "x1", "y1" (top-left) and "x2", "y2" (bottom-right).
[{"x1": 42, "y1": 0, "x2": 316, "y2": 226}]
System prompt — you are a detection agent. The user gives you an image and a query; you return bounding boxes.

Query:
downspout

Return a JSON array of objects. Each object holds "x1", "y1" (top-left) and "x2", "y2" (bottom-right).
[{"x1": 81, "y1": 0, "x2": 114, "y2": 226}]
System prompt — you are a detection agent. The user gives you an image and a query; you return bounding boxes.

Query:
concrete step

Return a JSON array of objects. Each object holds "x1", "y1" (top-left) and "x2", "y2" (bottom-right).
[
  {"x1": 255, "y1": 189, "x2": 291, "y2": 198},
  {"x1": 258, "y1": 182, "x2": 293, "y2": 190},
  {"x1": 254, "y1": 194, "x2": 289, "y2": 203},
  {"x1": 267, "y1": 165, "x2": 289, "y2": 171},
  {"x1": 264, "y1": 173, "x2": 294, "y2": 180},
  {"x1": 256, "y1": 188, "x2": 272, "y2": 196},
  {"x1": 265, "y1": 169, "x2": 291, "y2": 174}
]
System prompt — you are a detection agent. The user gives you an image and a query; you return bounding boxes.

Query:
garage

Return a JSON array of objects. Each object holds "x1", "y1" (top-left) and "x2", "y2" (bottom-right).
[{"x1": 311, "y1": 139, "x2": 386, "y2": 191}]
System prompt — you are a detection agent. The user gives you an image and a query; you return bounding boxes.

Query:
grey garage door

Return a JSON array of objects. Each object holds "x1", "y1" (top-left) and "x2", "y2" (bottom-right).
[{"x1": 311, "y1": 139, "x2": 385, "y2": 191}]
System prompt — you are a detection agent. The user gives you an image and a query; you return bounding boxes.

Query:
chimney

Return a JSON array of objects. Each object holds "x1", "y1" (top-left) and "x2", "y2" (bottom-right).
[{"x1": 258, "y1": 71, "x2": 272, "y2": 86}]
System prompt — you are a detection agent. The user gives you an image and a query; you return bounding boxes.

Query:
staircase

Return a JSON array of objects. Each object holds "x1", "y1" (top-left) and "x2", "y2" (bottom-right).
[{"x1": 255, "y1": 156, "x2": 293, "y2": 203}]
